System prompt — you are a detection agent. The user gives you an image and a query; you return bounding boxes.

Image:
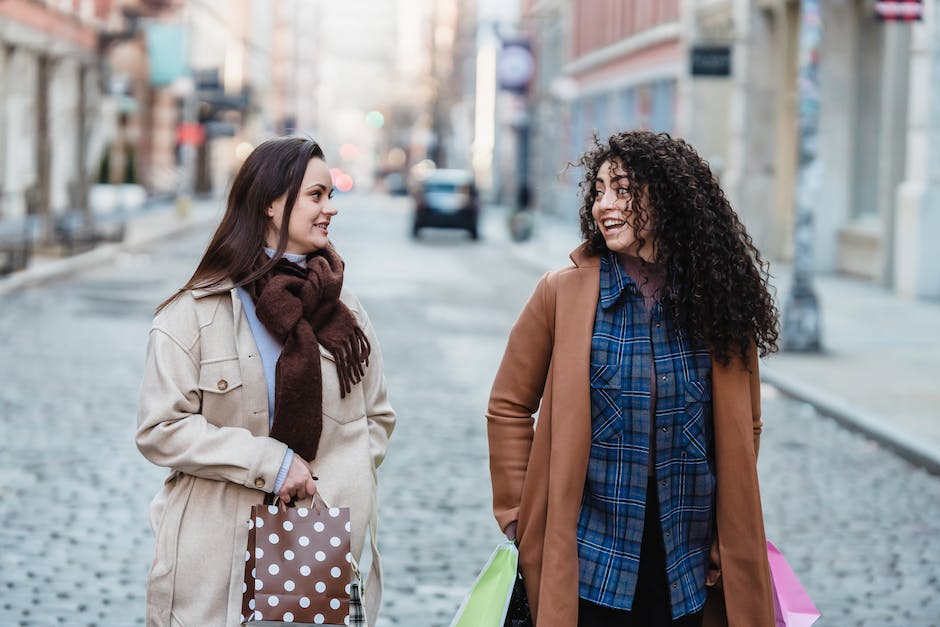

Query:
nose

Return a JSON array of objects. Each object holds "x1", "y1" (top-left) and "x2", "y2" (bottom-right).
[
  {"x1": 599, "y1": 189, "x2": 617, "y2": 210},
  {"x1": 324, "y1": 199, "x2": 338, "y2": 216}
]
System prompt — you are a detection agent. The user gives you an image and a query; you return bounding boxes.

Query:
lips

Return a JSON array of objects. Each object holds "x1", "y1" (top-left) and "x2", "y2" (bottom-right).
[
  {"x1": 314, "y1": 222, "x2": 329, "y2": 234},
  {"x1": 600, "y1": 218, "x2": 626, "y2": 233}
]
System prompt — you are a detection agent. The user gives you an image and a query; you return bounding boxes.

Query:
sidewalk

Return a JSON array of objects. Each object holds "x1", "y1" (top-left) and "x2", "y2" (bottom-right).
[
  {"x1": 0, "y1": 197, "x2": 221, "y2": 297},
  {"x1": 491, "y1": 206, "x2": 940, "y2": 474}
]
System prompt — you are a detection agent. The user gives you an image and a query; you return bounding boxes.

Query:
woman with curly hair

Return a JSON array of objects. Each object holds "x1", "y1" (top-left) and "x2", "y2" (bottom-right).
[{"x1": 486, "y1": 130, "x2": 779, "y2": 626}]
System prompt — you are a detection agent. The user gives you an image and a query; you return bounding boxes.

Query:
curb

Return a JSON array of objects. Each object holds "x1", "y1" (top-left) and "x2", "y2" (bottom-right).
[
  {"x1": 0, "y1": 208, "x2": 218, "y2": 297},
  {"x1": 761, "y1": 365, "x2": 940, "y2": 475}
]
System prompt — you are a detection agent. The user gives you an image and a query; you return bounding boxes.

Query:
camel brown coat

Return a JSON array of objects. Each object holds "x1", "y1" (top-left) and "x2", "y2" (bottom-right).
[{"x1": 487, "y1": 244, "x2": 774, "y2": 627}]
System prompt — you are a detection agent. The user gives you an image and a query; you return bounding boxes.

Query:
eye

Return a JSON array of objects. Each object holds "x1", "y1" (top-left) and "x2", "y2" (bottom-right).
[
  {"x1": 594, "y1": 188, "x2": 603, "y2": 199},
  {"x1": 616, "y1": 188, "x2": 630, "y2": 197},
  {"x1": 311, "y1": 191, "x2": 321, "y2": 201}
]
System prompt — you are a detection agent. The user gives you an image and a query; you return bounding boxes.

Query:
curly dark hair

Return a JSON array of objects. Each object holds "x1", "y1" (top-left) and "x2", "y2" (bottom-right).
[{"x1": 574, "y1": 130, "x2": 778, "y2": 364}]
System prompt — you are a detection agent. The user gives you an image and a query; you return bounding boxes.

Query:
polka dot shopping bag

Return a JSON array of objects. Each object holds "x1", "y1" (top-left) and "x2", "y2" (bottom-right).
[{"x1": 241, "y1": 496, "x2": 359, "y2": 626}]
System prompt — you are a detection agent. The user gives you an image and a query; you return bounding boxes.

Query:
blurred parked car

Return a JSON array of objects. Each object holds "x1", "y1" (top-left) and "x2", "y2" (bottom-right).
[
  {"x1": 383, "y1": 172, "x2": 408, "y2": 196},
  {"x1": 411, "y1": 168, "x2": 480, "y2": 240}
]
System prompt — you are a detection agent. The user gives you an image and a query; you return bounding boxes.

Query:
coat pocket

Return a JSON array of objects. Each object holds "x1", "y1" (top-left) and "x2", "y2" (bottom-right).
[
  {"x1": 589, "y1": 363, "x2": 624, "y2": 442},
  {"x1": 681, "y1": 377, "x2": 713, "y2": 459},
  {"x1": 197, "y1": 356, "x2": 244, "y2": 425},
  {"x1": 319, "y1": 346, "x2": 367, "y2": 425}
]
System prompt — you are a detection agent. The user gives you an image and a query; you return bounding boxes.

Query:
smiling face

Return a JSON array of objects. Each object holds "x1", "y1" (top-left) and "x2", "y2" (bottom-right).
[
  {"x1": 265, "y1": 157, "x2": 336, "y2": 254},
  {"x1": 590, "y1": 158, "x2": 654, "y2": 262}
]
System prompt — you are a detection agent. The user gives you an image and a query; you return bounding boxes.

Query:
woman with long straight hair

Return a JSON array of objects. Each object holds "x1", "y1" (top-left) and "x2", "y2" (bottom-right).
[
  {"x1": 137, "y1": 136, "x2": 396, "y2": 626},
  {"x1": 487, "y1": 131, "x2": 779, "y2": 626}
]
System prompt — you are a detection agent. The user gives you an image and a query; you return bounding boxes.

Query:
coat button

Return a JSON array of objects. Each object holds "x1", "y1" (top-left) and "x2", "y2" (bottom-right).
[
  {"x1": 217, "y1": 379, "x2": 228, "y2": 391},
  {"x1": 254, "y1": 477, "x2": 265, "y2": 488}
]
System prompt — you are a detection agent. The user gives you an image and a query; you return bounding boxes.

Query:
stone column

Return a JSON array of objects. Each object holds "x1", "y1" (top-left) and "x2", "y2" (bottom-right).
[{"x1": 894, "y1": 0, "x2": 940, "y2": 298}]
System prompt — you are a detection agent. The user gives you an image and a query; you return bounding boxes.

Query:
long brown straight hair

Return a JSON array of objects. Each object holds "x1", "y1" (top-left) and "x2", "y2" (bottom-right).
[{"x1": 157, "y1": 136, "x2": 325, "y2": 313}]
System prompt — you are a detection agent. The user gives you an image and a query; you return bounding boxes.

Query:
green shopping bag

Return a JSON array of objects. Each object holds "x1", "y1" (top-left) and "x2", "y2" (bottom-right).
[{"x1": 450, "y1": 542, "x2": 519, "y2": 627}]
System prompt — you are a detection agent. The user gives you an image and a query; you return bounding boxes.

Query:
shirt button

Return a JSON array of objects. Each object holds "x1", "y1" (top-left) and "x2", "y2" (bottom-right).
[
  {"x1": 673, "y1": 582, "x2": 678, "y2": 589},
  {"x1": 656, "y1": 322, "x2": 662, "y2": 328},
  {"x1": 217, "y1": 379, "x2": 228, "y2": 391},
  {"x1": 660, "y1": 480, "x2": 667, "y2": 487},
  {"x1": 254, "y1": 477, "x2": 265, "y2": 489},
  {"x1": 661, "y1": 426, "x2": 668, "y2": 432},
  {"x1": 661, "y1": 375, "x2": 668, "y2": 382},
  {"x1": 665, "y1": 530, "x2": 671, "y2": 537}
]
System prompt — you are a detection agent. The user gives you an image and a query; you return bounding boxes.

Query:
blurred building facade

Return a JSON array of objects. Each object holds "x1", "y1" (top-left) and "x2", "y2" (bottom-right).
[
  {"x1": 519, "y1": 0, "x2": 940, "y2": 299},
  {"x1": 0, "y1": 0, "x2": 111, "y2": 223}
]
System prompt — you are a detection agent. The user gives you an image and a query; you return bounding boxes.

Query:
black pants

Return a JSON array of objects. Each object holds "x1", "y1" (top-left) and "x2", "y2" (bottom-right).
[{"x1": 577, "y1": 478, "x2": 704, "y2": 627}]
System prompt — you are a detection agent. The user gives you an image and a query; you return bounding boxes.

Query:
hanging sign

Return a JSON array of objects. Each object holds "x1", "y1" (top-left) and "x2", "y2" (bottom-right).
[{"x1": 874, "y1": 0, "x2": 923, "y2": 21}]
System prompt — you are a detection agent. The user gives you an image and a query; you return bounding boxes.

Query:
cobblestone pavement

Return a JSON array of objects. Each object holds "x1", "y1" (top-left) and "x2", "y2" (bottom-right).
[{"x1": 0, "y1": 194, "x2": 937, "y2": 626}]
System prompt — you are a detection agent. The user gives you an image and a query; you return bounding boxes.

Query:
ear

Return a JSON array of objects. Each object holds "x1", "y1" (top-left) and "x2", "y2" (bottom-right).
[{"x1": 265, "y1": 204, "x2": 275, "y2": 219}]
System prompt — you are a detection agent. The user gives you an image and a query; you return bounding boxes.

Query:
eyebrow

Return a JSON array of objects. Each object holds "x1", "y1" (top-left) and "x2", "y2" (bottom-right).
[
  {"x1": 594, "y1": 176, "x2": 628, "y2": 185},
  {"x1": 305, "y1": 183, "x2": 333, "y2": 192}
]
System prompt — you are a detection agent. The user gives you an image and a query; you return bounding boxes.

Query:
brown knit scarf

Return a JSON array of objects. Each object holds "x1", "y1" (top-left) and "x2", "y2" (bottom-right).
[{"x1": 248, "y1": 245, "x2": 370, "y2": 461}]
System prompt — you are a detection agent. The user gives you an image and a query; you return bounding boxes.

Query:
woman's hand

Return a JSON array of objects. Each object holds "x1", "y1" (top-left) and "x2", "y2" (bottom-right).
[{"x1": 276, "y1": 454, "x2": 318, "y2": 505}]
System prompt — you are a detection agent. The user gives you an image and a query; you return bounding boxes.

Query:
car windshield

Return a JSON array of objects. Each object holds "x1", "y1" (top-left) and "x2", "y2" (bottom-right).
[{"x1": 424, "y1": 182, "x2": 470, "y2": 194}]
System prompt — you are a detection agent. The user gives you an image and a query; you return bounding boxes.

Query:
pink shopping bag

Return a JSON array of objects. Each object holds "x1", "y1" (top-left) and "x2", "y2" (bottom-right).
[{"x1": 767, "y1": 541, "x2": 821, "y2": 627}]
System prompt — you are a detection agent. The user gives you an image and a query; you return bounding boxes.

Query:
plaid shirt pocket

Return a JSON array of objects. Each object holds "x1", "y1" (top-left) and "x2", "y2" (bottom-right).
[
  {"x1": 681, "y1": 378, "x2": 712, "y2": 459},
  {"x1": 589, "y1": 363, "x2": 624, "y2": 442}
]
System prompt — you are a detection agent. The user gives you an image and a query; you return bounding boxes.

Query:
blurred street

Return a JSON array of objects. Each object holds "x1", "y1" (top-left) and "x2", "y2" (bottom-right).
[{"x1": 0, "y1": 194, "x2": 938, "y2": 626}]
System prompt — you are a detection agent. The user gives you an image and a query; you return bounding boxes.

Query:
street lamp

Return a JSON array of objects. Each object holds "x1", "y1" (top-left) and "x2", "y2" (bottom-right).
[{"x1": 783, "y1": 0, "x2": 823, "y2": 352}]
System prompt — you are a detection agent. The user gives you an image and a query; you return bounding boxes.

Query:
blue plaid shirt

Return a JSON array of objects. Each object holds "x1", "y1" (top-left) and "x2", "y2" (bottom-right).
[{"x1": 576, "y1": 253, "x2": 715, "y2": 618}]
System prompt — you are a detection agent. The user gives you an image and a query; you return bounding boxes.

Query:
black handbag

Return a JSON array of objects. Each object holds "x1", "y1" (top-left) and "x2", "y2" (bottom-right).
[{"x1": 504, "y1": 569, "x2": 533, "y2": 627}]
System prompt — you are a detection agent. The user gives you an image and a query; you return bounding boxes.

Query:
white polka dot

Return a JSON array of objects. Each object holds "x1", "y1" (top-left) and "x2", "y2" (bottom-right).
[
  {"x1": 345, "y1": 583, "x2": 351, "y2": 594},
  {"x1": 256, "y1": 547, "x2": 264, "y2": 559},
  {"x1": 255, "y1": 579, "x2": 263, "y2": 591},
  {"x1": 329, "y1": 507, "x2": 340, "y2": 517},
  {"x1": 249, "y1": 599, "x2": 256, "y2": 610},
  {"x1": 314, "y1": 614, "x2": 325, "y2": 624},
  {"x1": 344, "y1": 616, "x2": 350, "y2": 626},
  {"x1": 330, "y1": 598, "x2": 341, "y2": 610},
  {"x1": 254, "y1": 610, "x2": 263, "y2": 621},
  {"x1": 330, "y1": 566, "x2": 341, "y2": 578},
  {"x1": 251, "y1": 568, "x2": 256, "y2": 578},
  {"x1": 315, "y1": 581, "x2": 326, "y2": 593},
  {"x1": 299, "y1": 596, "x2": 311, "y2": 608},
  {"x1": 255, "y1": 517, "x2": 264, "y2": 528},
  {"x1": 282, "y1": 520, "x2": 294, "y2": 531},
  {"x1": 245, "y1": 550, "x2": 250, "y2": 562},
  {"x1": 345, "y1": 552, "x2": 352, "y2": 563},
  {"x1": 284, "y1": 612, "x2": 294, "y2": 622},
  {"x1": 330, "y1": 536, "x2": 341, "y2": 547},
  {"x1": 313, "y1": 522, "x2": 325, "y2": 533},
  {"x1": 300, "y1": 565, "x2": 311, "y2": 576},
  {"x1": 345, "y1": 521, "x2": 351, "y2": 532},
  {"x1": 240, "y1": 614, "x2": 245, "y2": 623},
  {"x1": 268, "y1": 564, "x2": 279, "y2": 576},
  {"x1": 268, "y1": 505, "x2": 279, "y2": 515},
  {"x1": 242, "y1": 582, "x2": 247, "y2": 593},
  {"x1": 284, "y1": 549, "x2": 295, "y2": 561},
  {"x1": 267, "y1": 595, "x2": 279, "y2": 607},
  {"x1": 268, "y1": 533, "x2": 279, "y2": 544},
  {"x1": 284, "y1": 580, "x2": 295, "y2": 592},
  {"x1": 298, "y1": 536, "x2": 309, "y2": 547},
  {"x1": 248, "y1": 518, "x2": 254, "y2": 530},
  {"x1": 298, "y1": 508, "x2": 309, "y2": 517},
  {"x1": 315, "y1": 551, "x2": 326, "y2": 561}
]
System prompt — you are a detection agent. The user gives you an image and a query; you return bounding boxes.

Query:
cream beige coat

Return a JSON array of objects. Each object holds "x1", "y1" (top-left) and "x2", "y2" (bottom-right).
[
  {"x1": 487, "y1": 245, "x2": 775, "y2": 626},
  {"x1": 137, "y1": 283, "x2": 395, "y2": 627}
]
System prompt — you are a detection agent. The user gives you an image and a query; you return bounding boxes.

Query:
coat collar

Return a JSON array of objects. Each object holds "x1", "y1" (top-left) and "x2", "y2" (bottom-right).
[
  {"x1": 569, "y1": 242, "x2": 601, "y2": 268},
  {"x1": 192, "y1": 279, "x2": 236, "y2": 299}
]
